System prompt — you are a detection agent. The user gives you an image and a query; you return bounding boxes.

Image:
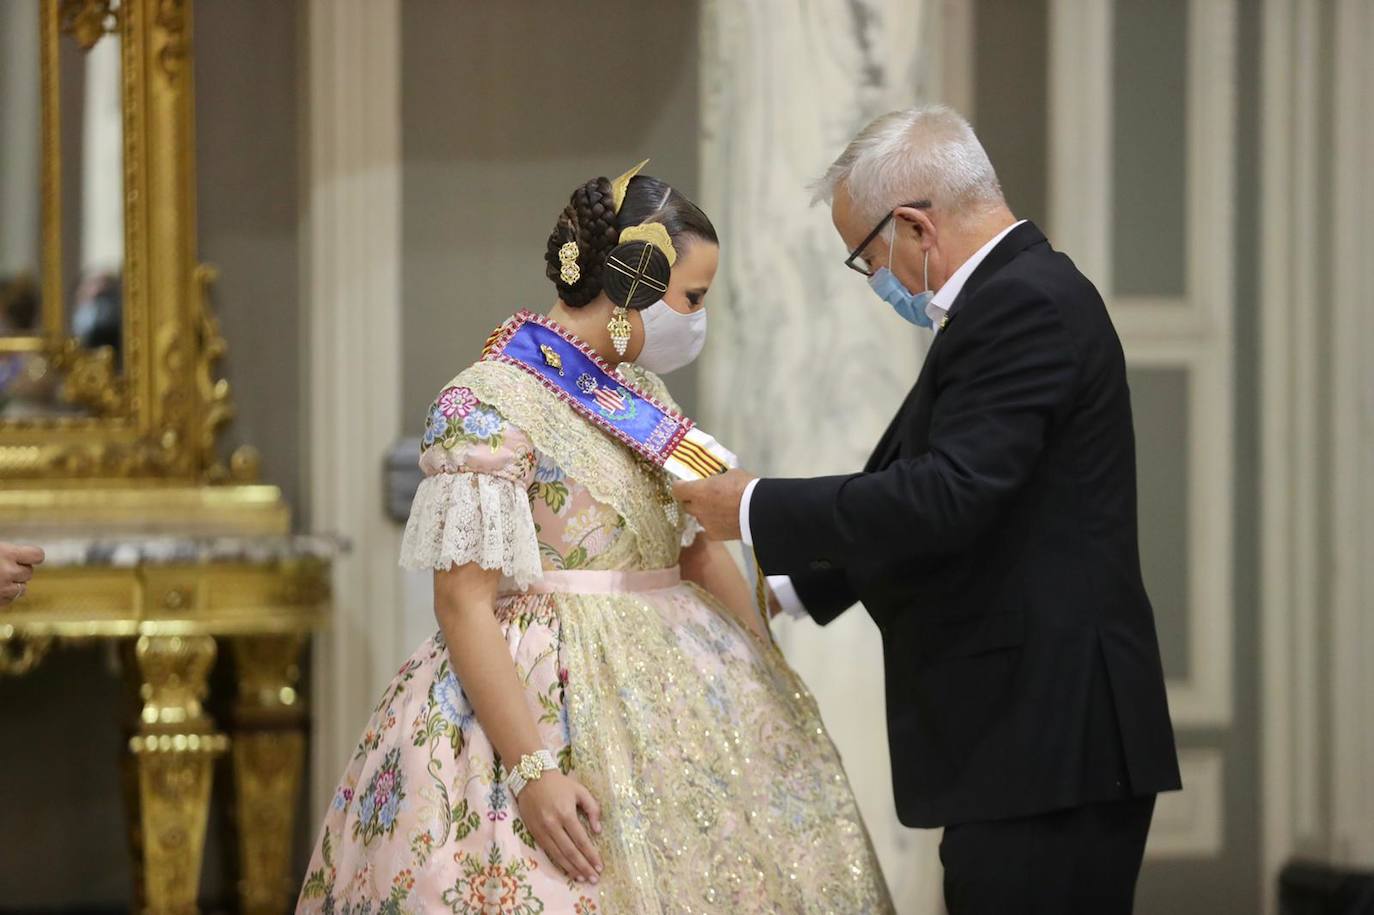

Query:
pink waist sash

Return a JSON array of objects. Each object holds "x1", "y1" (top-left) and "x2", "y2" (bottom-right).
[{"x1": 507, "y1": 567, "x2": 682, "y2": 596}]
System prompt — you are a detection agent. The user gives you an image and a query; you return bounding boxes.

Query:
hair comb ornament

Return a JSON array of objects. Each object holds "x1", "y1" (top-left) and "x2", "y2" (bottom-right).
[
  {"x1": 610, "y1": 158, "x2": 650, "y2": 213},
  {"x1": 618, "y1": 221, "x2": 678, "y2": 266},
  {"x1": 557, "y1": 235, "x2": 581, "y2": 285}
]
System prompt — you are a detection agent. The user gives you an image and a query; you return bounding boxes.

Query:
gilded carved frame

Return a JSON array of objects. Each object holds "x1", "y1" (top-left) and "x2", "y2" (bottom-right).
[{"x1": 0, "y1": 0, "x2": 235, "y2": 485}]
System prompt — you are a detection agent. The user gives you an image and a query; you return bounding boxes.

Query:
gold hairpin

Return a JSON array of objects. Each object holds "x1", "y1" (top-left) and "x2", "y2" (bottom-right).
[
  {"x1": 610, "y1": 158, "x2": 650, "y2": 213},
  {"x1": 618, "y1": 221, "x2": 677, "y2": 266}
]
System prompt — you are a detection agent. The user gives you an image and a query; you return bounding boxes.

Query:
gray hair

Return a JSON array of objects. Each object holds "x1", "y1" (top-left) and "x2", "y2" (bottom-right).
[{"x1": 813, "y1": 105, "x2": 1004, "y2": 227}]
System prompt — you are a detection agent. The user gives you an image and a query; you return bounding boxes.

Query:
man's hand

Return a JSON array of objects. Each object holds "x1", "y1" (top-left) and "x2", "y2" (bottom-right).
[
  {"x1": 0, "y1": 542, "x2": 44, "y2": 607},
  {"x1": 673, "y1": 468, "x2": 757, "y2": 542}
]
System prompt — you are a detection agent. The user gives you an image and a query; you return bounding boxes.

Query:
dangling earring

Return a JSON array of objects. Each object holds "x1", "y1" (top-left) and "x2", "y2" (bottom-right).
[
  {"x1": 557, "y1": 238, "x2": 581, "y2": 285},
  {"x1": 607, "y1": 305, "x2": 632, "y2": 357}
]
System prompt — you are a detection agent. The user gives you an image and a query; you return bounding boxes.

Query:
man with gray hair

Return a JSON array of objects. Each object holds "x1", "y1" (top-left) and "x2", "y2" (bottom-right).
[{"x1": 676, "y1": 105, "x2": 1180, "y2": 913}]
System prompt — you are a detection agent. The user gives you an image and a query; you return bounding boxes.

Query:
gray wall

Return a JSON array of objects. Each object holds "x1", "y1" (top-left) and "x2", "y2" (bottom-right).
[
  {"x1": 0, "y1": 3, "x2": 304, "y2": 908},
  {"x1": 972, "y1": 0, "x2": 1049, "y2": 226},
  {"x1": 400, "y1": 0, "x2": 703, "y2": 429},
  {"x1": 197, "y1": 0, "x2": 305, "y2": 519}
]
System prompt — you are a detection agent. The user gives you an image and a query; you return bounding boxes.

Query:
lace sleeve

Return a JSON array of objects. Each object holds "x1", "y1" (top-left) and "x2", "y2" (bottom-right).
[
  {"x1": 398, "y1": 472, "x2": 541, "y2": 587},
  {"x1": 397, "y1": 382, "x2": 541, "y2": 587}
]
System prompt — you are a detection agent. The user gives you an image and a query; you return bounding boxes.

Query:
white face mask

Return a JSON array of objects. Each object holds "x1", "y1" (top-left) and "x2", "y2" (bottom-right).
[{"x1": 635, "y1": 299, "x2": 707, "y2": 374}]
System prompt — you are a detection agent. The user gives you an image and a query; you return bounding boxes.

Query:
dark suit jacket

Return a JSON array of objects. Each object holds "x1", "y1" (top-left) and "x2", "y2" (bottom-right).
[{"x1": 751, "y1": 222, "x2": 1181, "y2": 828}]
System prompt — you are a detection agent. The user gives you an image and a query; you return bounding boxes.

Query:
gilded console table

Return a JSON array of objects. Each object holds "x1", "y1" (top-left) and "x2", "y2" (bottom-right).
[{"x1": 0, "y1": 532, "x2": 338, "y2": 915}]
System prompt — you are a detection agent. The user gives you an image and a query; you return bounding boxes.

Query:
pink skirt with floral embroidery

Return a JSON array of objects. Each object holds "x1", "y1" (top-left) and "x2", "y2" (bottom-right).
[{"x1": 296, "y1": 576, "x2": 892, "y2": 915}]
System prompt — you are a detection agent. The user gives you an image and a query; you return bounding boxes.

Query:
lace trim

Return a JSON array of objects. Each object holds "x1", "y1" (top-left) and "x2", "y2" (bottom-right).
[
  {"x1": 681, "y1": 515, "x2": 703, "y2": 548},
  {"x1": 459, "y1": 361, "x2": 683, "y2": 568},
  {"x1": 398, "y1": 472, "x2": 542, "y2": 589}
]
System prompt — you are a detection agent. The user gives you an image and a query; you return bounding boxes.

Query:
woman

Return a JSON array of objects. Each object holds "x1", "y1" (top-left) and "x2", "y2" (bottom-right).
[{"x1": 297, "y1": 164, "x2": 893, "y2": 914}]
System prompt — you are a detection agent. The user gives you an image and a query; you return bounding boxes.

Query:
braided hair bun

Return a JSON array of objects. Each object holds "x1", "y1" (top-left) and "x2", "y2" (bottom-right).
[
  {"x1": 544, "y1": 171, "x2": 718, "y2": 309},
  {"x1": 543, "y1": 178, "x2": 618, "y2": 308}
]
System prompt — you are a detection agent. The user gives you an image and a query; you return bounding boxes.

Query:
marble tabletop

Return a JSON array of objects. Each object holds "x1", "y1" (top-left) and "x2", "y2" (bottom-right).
[{"x1": 31, "y1": 533, "x2": 349, "y2": 569}]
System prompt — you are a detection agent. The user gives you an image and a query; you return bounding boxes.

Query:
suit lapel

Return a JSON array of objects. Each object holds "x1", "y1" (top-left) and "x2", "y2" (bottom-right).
[
  {"x1": 938, "y1": 221, "x2": 1047, "y2": 331},
  {"x1": 863, "y1": 221, "x2": 1049, "y2": 472}
]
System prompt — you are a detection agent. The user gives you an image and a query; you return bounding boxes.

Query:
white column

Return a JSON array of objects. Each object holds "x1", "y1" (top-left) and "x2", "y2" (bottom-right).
[
  {"x1": 1259, "y1": 1, "x2": 1315, "y2": 907},
  {"x1": 1261, "y1": 0, "x2": 1374, "y2": 907},
  {"x1": 698, "y1": 3, "x2": 943, "y2": 912},
  {"x1": 304, "y1": 0, "x2": 404, "y2": 820},
  {"x1": 1047, "y1": 0, "x2": 1113, "y2": 293}
]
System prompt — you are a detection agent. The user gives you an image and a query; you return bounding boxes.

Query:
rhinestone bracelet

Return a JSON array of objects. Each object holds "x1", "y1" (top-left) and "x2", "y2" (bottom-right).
[{"x1": 507, "y1": 749, "x2": 558, "y2": 797}]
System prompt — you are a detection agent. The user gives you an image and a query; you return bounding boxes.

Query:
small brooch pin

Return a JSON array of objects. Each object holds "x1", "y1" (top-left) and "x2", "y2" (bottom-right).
[
  {"x1": 540, "y1": 344, "x2": 565, "y2": 376},
  {"x1": 576, "y1": 373, "x2": 598, "y2": 394}
]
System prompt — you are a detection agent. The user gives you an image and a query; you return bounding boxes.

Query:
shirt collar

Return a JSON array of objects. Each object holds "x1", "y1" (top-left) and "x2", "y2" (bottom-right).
[{"x1": 926, "y1": 219, "x2": 1028, "y2": 329}]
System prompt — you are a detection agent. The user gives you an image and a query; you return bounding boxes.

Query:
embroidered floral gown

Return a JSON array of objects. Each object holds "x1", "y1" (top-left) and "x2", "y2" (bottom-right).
[{"x1": 298, "y1": 314, "x2": 894, "y2": 915}]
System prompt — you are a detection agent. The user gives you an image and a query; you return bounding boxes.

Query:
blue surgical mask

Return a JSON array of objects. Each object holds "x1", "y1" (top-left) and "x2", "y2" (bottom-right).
[{"x1": 868, "y1": 226, "x2": 934, "y2": 328}]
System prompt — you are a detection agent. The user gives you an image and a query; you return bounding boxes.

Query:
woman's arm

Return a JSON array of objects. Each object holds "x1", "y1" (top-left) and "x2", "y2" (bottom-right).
[
  {"x1": 679, "y1": 537, "x2": 770, "y2": 642},
  {"x1": 434, "y1": 563, "x2": 603, "y2": 884}
]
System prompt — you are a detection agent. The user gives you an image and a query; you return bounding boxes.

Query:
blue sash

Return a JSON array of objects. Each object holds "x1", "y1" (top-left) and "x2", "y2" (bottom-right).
[{"x1": 483, "y1": 311, "x2": 733, "y2": 479}]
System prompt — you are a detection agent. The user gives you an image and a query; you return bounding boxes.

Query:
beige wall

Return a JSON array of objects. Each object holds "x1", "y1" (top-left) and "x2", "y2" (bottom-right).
[{"x1": 400, "y1": 0, "x2": 704, "y2": 427}]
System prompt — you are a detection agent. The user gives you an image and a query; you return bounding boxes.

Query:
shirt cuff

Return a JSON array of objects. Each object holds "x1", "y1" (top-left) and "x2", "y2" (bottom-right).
[
  {"x1": 740, "y1": 478, "x2": 760, "y2": 547},
  {"x1": 767, "y1": 575, "x2": 808, "y2": 620}
]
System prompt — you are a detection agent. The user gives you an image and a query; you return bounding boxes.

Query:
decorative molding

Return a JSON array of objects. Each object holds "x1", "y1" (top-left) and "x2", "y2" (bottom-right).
[
  {"x1": 1047, "y1": 0, "x2": 1113, "y2": 292},
  {"x1": 1259, "y1": 1, "x2": 1313, "y2": 909},
  {"x1": 58, "y1": 0, "x2": 118, "y2": 50},
  {"x1": 303, "y1": 0, "x2": 403, "y2": 823},
  {"x1": 0, "y1": 0, "x2": 244, "y2": 483},
  {"x1": 1146, "y1": 749, "x2": 1225, "y2": 859}
]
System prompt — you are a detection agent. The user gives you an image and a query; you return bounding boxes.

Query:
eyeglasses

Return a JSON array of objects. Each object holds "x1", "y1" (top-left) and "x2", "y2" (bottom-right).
[{"x1": 844, "y1": 200, "x2": 931, "y2": 277}]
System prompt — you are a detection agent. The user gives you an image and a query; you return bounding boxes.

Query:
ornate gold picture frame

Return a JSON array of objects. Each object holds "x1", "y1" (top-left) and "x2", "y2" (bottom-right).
[{"x1": 0, "y1": 0, "x2": 235, "y2": 486}]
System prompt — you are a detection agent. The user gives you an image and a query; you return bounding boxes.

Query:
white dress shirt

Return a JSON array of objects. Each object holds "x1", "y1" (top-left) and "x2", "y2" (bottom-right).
[{"x1": 742, "y1": 220, "x2": 1028, "y2": 619}]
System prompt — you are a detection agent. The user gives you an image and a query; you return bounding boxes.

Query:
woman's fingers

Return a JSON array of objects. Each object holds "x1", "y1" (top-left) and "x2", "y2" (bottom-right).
[
  {"x1": 576, "y1": 783, "x2": 602, "y2": 835},
  {"x1": 550, "y1": 817, "x2": 598, "y2": 882},
  {"x1": 564, "y1": 811, "x2": 604, "y2": 875},
  {"x1": 531, "y1": 822, "x2": 577, "y2": 879}
]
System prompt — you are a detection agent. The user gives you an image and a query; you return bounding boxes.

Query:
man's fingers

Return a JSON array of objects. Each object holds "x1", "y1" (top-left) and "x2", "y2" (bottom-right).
[
  {"x1": 9, "y1": 564, "x2": 32, "y2": 584},
  {"x1": 671, "y1": 480, "x2": 698, "y2": 502},
  {"x1": 4, "y1": 544, "x2": 44, "y2": 566}
]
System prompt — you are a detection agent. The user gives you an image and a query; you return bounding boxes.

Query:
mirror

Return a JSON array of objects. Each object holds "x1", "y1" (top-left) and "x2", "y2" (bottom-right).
[
  {"x1": 0, "y1": 1, "x2": 240, "y2": 484},
  {"x1": 58, "y1": 4, "x2": 124, "y2": 364},
  {"x1": 0, "y1": 3, "x2": 43, "y2": 337},
  {"x1": 0, "y1": 0, "x2": 123, "y2": 419}
]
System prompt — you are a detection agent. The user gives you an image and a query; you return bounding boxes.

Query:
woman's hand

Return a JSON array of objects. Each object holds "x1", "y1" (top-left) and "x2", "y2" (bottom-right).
[
  {"x1": 516, "y1": 770, "x2": 603, "y2": 883},
  {"x1": 680, "y1": 537, "x2": 770, "y2": 642}
]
